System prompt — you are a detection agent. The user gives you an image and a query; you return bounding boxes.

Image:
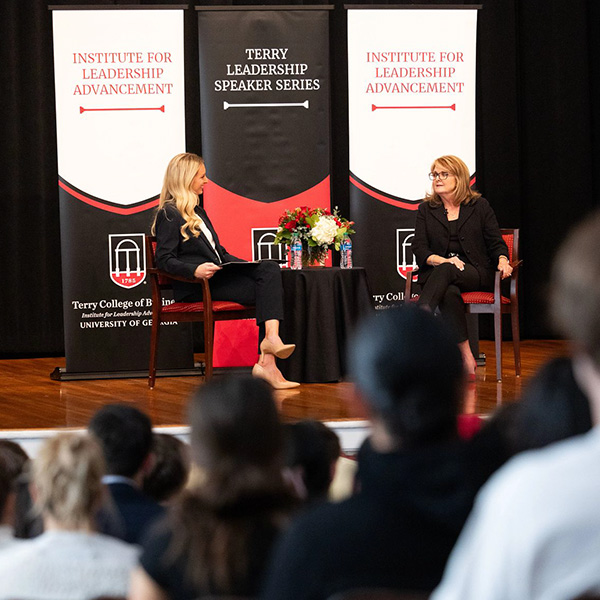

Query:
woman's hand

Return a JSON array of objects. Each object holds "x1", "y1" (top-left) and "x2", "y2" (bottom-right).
[
  {"x1": 497, "y1": 256, "x2": 513, "y2": 279},
  {"x1": 194, "y1": 262, "x2": 222, "y2": 279},
  {"x1": 446, "y1": 255, "x2": 466, "y2": 271}
]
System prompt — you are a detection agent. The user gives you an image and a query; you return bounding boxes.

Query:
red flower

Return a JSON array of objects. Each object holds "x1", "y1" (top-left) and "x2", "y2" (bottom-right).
[{"x1": 284, "y1": 220, "x2": 298, "y2": 231}]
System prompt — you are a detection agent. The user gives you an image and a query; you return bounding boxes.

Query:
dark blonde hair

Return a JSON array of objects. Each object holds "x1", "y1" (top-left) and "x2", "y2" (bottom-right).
[
  {"x1": 151, "y1": 153, "x2": 205, "y2": 241},
  {"x1": 424, "y1": 155, "x2": 481, "y2": 207},
  {"x1": 33, "y1": 433, "x2": 105, "y2": 529}
]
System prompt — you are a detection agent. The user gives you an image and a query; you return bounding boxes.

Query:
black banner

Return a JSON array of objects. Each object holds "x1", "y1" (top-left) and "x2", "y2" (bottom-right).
[{"x1": 197, "y1": 7, "x2": 332, "y2": 260}]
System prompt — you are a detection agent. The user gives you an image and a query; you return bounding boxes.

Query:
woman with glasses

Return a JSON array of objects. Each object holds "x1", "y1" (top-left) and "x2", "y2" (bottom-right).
[{"x1": 411, "y1": 155, "x2": 512, "y2": 377}]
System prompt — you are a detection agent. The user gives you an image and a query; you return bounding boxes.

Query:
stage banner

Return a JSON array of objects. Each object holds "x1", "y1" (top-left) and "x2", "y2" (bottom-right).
[
  {"x1": 347, "y1": 7, "x2": 478, "y2": 308},
  {"x1": 52, "y1": 8, "x2": 192, "y2": 376},
  {"x1": 197, "y1": 8, "x2": 332, "y2": 263}
]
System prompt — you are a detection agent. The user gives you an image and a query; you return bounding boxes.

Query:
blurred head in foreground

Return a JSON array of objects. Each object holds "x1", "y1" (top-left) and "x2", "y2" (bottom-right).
[
  {"x1": 283, "y1": 420, "x2": 341, "y2": 504},
  {"x1": 33, "y1": 433, "x2": 105, "y2": 530},
  {"x1": 350, "y1": 305, "x2": 464, "y2": 451}
]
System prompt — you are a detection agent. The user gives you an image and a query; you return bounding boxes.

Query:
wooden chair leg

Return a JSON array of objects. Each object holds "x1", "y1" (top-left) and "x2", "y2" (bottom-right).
[
  {"x1": 511, "y1": 306, "x2": 521, "y2": 376},
  {"x1": 204, "y1": 317, "x2": 214, "y2": 381},
  {"x1": 494, "y1": 309, "x2": 503, "y2": 382},
  {"x1": 149, "y1": 317, "x2": 160, "y2": 389}
]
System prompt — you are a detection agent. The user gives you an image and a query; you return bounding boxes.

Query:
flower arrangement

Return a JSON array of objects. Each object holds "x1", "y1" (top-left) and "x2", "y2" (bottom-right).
[{"x1": 274, "y1": 206, "x2": 355, "y2": 266}]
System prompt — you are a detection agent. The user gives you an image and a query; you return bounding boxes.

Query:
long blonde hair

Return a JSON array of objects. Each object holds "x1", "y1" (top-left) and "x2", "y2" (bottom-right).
[
  {"x1": 33, "y1": 433, "x2": 105, "y2": 529},
  {"x1": 152, "y1": 153, "x2": 205, "y2": 241},
  {"x1": 424, "y1": 155, "x2": 481, "y2": 207}
]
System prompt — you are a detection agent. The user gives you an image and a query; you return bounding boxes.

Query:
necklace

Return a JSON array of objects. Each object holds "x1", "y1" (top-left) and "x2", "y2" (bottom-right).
[{"x1": 443, "y1": 205, "x2": 460, "y2": 221}]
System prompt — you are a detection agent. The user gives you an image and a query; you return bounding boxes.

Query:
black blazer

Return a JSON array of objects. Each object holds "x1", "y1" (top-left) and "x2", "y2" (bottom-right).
[
  {"x1": 411, "y1": 197, "x2": 509, "y2": 289},
  {"x1": 97, "y1": 482, "x2": 165, "y2": 545},
  {"x1": 154, "y1": 203, "x2": 241, "y2": 279}
]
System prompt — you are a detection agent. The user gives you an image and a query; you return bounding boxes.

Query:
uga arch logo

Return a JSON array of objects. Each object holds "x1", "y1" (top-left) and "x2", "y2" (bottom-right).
[
  {"x1": 109, "y1": 234, "x2": 146, "y2": 289},
  {"x1": 396, "y1": 228, "x2": 418, "y2": 281},
  {"x1": 252, "y1": 228, "x2": 288, "y2": 266}
]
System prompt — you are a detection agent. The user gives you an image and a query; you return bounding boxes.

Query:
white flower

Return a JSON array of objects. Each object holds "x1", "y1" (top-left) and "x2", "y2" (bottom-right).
[{"x1": 310, "y1": 215, "x2": 338, "y2": 246}]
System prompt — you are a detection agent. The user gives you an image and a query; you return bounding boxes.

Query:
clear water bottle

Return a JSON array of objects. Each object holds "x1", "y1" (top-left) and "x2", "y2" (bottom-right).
[
  {"x1": 340, "y1": 234, "x2": 353, "y2": 269},
  {"x1": 290, "y1": 235, "x2": 303, "y2": 270}
]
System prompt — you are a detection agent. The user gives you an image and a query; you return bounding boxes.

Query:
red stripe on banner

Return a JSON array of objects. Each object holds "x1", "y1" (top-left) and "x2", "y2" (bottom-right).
[
  {"x1": 58, "y1": 180, "x2": 159, "y2": 215},
  {"x1": 204, "y1": 177, "x2": 331, "y2": 260},
  {"x1": 349, "y1": 176, "x2": 420, "y2": 211}
]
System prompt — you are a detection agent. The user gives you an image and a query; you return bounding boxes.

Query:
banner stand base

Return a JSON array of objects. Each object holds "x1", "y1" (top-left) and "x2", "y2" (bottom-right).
[
  {"x1": 50, "y1": 366, "x2": 205, "y2": 382},
  {"x1": 50, "y1": 365, "x2": 255, "y2": 382}
]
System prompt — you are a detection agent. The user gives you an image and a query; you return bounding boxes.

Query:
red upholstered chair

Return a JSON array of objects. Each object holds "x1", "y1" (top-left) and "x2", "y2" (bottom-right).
[
  {"x1": 461, "y1": 229, "x2": 522, "y2": 382},
  {"x1": 145, "y1": 236, "x2": 255, "y2": 388},
  {"x1": 404, "y1": 229, "x2": 522, "y2": 382}
]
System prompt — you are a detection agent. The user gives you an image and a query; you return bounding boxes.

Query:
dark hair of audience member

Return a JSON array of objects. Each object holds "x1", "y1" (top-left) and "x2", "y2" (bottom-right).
[
  {"x1": 167, "y1": 376, "x2": 295, "y2": 592},
  {"x1": 0, "y1": 457, "x2": 10, "y2": 523},
  {"x1": 88, "y1": 404, "x2": 153, "y2": 477},
  {"x1": 508, "y1": 356, "x2": 593, "y2": 454},
  {"x1": 283, "y1": 420, "x2": 341, "y2": 504},
  {"x1": 142, "y1": 433, "x2": 191, "y2": 504},
  {"x1": 465, "y1": 356, "x2": 594, "y2": 491},
  {"x1": 0, "y1": 441, "x2": 41, "y2": 538},
  {"x1": 350, "y1": 305, "x2": 464, "y2": 448},
  {"x1": 0, "y1": 440, "x2": 29, "y2": 481}
]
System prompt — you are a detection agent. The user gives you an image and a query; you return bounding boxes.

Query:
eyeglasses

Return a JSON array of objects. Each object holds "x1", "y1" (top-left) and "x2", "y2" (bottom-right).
[{"x1": 429, "y1": 171, "x2": 451, "y2": 181}]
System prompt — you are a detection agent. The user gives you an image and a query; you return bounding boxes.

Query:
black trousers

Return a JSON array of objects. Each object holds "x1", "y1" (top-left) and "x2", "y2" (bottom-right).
[
  {"x1": 176, "y1": 261, "x2": 285, "y2": 343},
  {"x1": 417, "y1": 263, "x2": 481, "y2": 343}
]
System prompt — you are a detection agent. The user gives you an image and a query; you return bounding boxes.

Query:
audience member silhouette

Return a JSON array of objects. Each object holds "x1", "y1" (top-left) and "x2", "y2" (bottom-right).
[
  {"x1": 261, "y1": 305, "x2": 479, "y2": 599},
  {"x1": 432, "y1": 210, "x2": 600, "y2": 600},
  {"x1": 142, "y1": 433, "x2": 191, "y2": 505},
  {"x1": 283, "y1": 420, "x2": 341, "y2": 506},
  {"x1": 89, "y1": 404, "x2": 165, "y2": 545},
  {"x1": 0, "y1": 441, "x2": 31, "y2": 545},
  {"x1": 0, "y1": 457, "x2": 18, "y2": 550},
  {"x1": 0, "y1": 433, "x2": 138, "y2": 599},
  {"x1": 508, "y1": 356, "x2": 593, "y2": 453},
  {"x1": 130, "y1": 376, "x2": 296, "y2": 600},
  {"x1": 465, "y1": 356, "x2": 593, "y2": 489}
]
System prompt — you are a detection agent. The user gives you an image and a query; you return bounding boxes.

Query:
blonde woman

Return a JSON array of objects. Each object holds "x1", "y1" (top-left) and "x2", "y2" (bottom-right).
[
  {"x1": 411, "y1": 155, "x2": 512, "y2": 376},
  {"x1": 152, "y1": 153, "x2": 298, "y2": 390},
  {"x1": 0, "y1": 433, "x2": 138, "y2": 600}
]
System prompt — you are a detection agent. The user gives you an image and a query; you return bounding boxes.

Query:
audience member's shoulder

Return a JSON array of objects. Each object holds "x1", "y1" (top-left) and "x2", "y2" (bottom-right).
[
  {"x1": 287, "y1": 494, "x2": 362, "y2": 545},
  {"x1": 480, "y1": 427, "x2": 600, "y2": 504},
  {"x1": 94, "y1": 530, "x2": 141, "y2": 555},
  {"x1": 514, "y1": 426, "x2": 600, "y2": 472}
]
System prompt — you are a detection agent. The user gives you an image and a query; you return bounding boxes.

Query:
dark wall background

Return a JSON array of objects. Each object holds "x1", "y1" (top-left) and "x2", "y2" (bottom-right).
[{"x1": 1, "y1": 0, "x2": 598, "y2": 356}]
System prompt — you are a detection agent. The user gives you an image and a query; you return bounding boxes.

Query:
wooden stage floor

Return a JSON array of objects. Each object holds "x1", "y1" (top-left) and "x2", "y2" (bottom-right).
[{"x1": 0, "y1": 340, "x2": 568, "y2": 432}]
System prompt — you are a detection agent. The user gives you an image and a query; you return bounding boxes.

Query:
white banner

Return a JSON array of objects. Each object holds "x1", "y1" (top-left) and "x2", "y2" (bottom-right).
[
  {"x1": 52, "y1": 8, "x2": 190, "y2": 375},
  {"x1": 348, "y1": 8, "x2": 477, "y2": 201},
  {"x1": 53, "y1": 9, "x2": 186, "y2": 210},
  {"x1": 347, "y1": 8, "x2": 478, "y2": 308}
]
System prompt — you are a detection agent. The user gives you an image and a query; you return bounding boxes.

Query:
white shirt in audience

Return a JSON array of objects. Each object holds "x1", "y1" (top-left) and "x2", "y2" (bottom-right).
[
  {"x1": 432, "y1": 426, "x2": 600, "y2": 600},
  {"x1": 0, "y1": 529, "x2": 139, "y2": 600},
  {"x1": 0, "y1": 525, "x2": 23, "y2": 551}
]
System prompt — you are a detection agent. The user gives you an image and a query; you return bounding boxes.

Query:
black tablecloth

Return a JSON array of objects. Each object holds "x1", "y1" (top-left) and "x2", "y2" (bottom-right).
[{"x1": 278, "y1": 267, "x2": 374, "y2": 383}]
